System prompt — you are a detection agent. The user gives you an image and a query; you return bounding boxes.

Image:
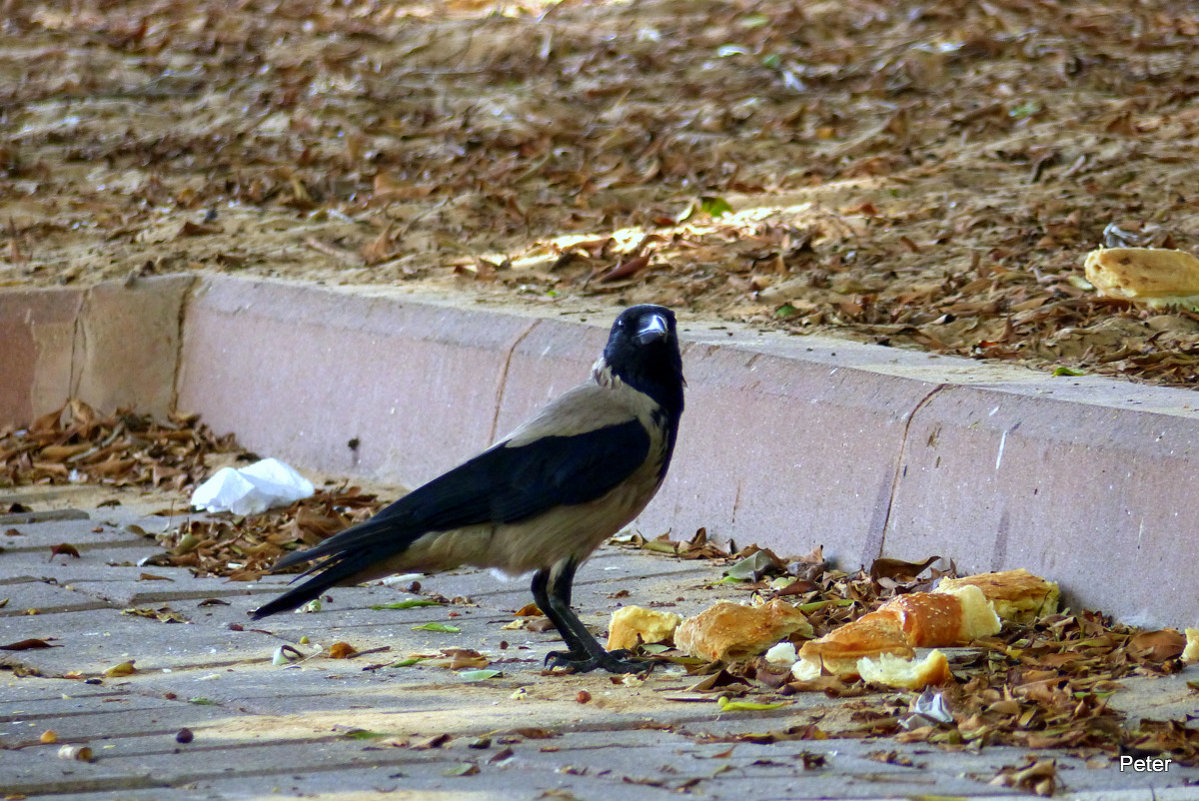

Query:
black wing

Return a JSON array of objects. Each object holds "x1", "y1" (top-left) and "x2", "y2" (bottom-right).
[
  {"x1": 272, "y1": 418, "x2": 651, "y2": 571},
  {"x1": 251, "y1": 419, "x2": 652, "y2": 619}
]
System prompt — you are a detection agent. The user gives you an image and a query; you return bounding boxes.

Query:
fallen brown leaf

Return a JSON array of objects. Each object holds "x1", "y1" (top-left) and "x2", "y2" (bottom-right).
[
  {"x1": 1129, "y1": 629, "x2": 1186, "y2": 662},
  {"x1": 990, "y1": 759, "x2": 1057, "y2": 797},
  {"x1": 1, "y1": 638, "x2": 59, "y2": 651},
  {"x1": 599, "y1": 253, "x2": 652, "y2": 282},
  {"x1": 328, "y1": 641, "x2": 357, "y2": 659},
  {"x1": 49, "y1": 543, "x2": 81, "y2": 561}
]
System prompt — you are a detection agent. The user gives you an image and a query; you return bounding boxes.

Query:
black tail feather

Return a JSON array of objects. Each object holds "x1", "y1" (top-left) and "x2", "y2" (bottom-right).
[{"x1": 249, "y1": 550, "x2": 376, "y2": 620}]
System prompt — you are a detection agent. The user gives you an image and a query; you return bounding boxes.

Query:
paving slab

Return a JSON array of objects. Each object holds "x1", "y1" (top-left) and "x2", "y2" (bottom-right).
[
  {"x1": 1, "y1": 528, "x2": 153, "y2": 555},
  {"x1": 0, "y1": 608, "x2": 289, "y2": 675},
  {"x1": 0, "y1": 578, "x2": 113, "y2": 616},
  {"x1": 0, "y1": 677, "x2": 125, "y2": 705},
  {"x1": 23, "y1": 760, "x2": 696, "y2": 801},
  {"x1": 57, "y1": 572, "x2": 291, "y2": 608},
  {"x1": 2, "y1": 474, "x2": 1199, "y2": 800},
  {"x1": 0, "y1": 694, "x2": 244, "y2": 749}
]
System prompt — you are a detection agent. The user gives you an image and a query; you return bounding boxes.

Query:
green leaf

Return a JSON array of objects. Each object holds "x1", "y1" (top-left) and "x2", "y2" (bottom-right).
[
  {"x1": 370, "y1": 599, "x2": 441, "y2": 610},
  {"x1": 389, "y1": 657, "x2": 425, "y2": 667},
  {"x1": 775, "y1": 303, "x2": 799, "y2": 319},
  {"x1": 459, "y1": 669, "x2": 501, "y2": 681},
  {"x1": 761, "y1": 53, "x2": 781, "y2": 69},
  {"x1": 717, "y1": 695, "x2": 789, "y2": 712},
  {"x1": 1009, "y1": 100, "x2": 1041, "y2": 118},
  {"x1": 1053, "y1": 366, "x2": 1085, "y2": 377},
  {"x1": 639, "y1": 643, "x2": 671, "y2": 654},
  {"x1": 188, "y1": 697, "x2": 216, "y2": 705},
  {"x1": 342, "y1": 728, "x2": 389, "y2": 740},
  {"x1": 739, "y1": 13, "x2": 769, "y2": 27},
  {"x1": 412, "y1": 622, "x2": 461, "y2": 633},
  {"x1": 699, "y1": 195, "x2": 733, "y2": 217},
  {"x1": 795, "y1": 598, "x2": 856, "y2": 614}
]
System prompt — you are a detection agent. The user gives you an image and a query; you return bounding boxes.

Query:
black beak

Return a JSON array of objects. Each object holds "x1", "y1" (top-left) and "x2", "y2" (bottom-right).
[{"x1": 636, "y1": 313, "x2": 669, "y2": 344}]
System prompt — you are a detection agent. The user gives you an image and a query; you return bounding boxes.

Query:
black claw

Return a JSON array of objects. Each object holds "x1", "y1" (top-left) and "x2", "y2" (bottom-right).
[
  {"x1": 545, "y1": 648, "x2": 652, "y2": 674},
  {"x1": 544, "y1": 649, "x2": 586, "y2": 667}
]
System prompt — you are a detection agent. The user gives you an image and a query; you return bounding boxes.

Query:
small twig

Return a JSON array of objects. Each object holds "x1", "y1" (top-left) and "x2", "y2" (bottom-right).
[{"x1": 303, "y1": 236, "x2": 363, "y2": 265}]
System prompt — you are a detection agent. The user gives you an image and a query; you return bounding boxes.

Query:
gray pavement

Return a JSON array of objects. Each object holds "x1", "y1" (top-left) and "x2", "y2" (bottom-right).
[{"x1": 2, "y1": 493, "x2": 1198, "y2": 800}]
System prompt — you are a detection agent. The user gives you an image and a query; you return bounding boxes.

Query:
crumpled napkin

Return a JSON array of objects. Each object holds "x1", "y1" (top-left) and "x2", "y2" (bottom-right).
[{"x1": 190, "y1": 457, "x2": 314, "y2": 515}]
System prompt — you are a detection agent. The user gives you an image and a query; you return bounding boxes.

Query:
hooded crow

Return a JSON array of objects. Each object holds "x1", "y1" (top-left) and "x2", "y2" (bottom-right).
[{"x1": 250, "y1": 305, "x2": 685, "y2": 673}]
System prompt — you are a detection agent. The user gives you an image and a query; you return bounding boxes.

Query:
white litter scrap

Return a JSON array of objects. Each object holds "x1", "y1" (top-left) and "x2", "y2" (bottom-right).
[
  {"x1": 900, "y1": 686, "x2": 954, "y2": 729},
  {"x1": 190, "y1": 457, "x2": 315, "y2": 515}
]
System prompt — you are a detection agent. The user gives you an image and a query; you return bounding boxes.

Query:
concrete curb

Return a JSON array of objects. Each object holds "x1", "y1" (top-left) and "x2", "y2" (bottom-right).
[{"x1": 3, "y1": 274, "x2": 1197, "y2": 627}]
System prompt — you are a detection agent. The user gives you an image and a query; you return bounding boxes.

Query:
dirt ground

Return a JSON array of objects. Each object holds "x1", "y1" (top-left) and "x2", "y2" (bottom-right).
[{"x1": 2, "y1": 0, "x2": 1198, "y2": 385}]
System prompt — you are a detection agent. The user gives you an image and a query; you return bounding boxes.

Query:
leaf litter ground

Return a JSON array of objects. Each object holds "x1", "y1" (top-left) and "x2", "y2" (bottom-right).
[{"x1": 2, "y1": 0, "x2": 1198, "y2": 384}]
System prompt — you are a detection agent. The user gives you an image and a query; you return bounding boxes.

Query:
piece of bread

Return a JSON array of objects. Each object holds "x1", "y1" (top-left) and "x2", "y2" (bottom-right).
[
  {"x1": 1084, "y1": 247, "x2": 1199, "y2": 304},
  {"x1": 790, "y1": 657, "x2": 822, "y2": 682},
  {"x1": 864, "y1": 587, "x2": 1000, "y2": 647},
  {"x1": 877, "y1": 592, "x2": 963, "y2": 646},
  {"x1": 858, "y1": 649, "x2": 951, "y2": 690},
  {"x1": 674, "y1": 599, "x2": 813, "y2": 663},
  {"x1": 792, "y1": 587, "x2": 998, "y2": 679},
  {"x1": 1183, "y1": 628, "x2": 1199, "y2": 663},
  {"x1": 605, "y1": 606, "x2": 682, "y2": 651},
  {"x1": 935, "y1": 584, "x2": 1002, "y2": 641},
  {"x1": 937, "y1": 569, "x2": 1058, "y2": 623},
  {"x1": 796, "y1": 609, "x2": 914, "y2": 678}
]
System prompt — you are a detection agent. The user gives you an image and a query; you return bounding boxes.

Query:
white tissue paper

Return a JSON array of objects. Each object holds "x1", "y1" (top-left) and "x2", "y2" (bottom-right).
[{"x1": 190, "y1": 457, "x2": 315, "y2": 515}]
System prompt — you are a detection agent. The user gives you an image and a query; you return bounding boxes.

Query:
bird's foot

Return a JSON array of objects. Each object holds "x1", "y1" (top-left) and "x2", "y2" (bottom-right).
[{"x1": 544, "y1": 648, "x2": 651, "y2": 674}]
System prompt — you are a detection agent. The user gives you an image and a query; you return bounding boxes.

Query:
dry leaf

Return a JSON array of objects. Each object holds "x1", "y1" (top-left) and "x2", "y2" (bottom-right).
[
  {"x1": 411, "y1": 733, "x2": 452, "y2": 750},
  {"x1": 869, "y1": 555, "x2": 939, "y2": 582},
  {"x1": 49, "y1": 543, "x2": 81, "y2": 561},
  {"x1": 513, "y1": 603, "x2": 543, "y2": 617},
  {"x1": 990, "y1": 760, "x2": 1057, "y2": 797},
  {"x1": 599, "y1": 254, "x2": 652, "y2": 282},
  {"x1": 1, "y1": 638, "x2": 58, "y2": 650},
  {"x1": 1129, "y1": 629, "x2": 1186, "y2": 662},
  {"x1": 104, "y1": 661, "x2": 137, "y2": 677},
  {"x1": 328, "y1": 641, "x2": 357, "y2": 659}
]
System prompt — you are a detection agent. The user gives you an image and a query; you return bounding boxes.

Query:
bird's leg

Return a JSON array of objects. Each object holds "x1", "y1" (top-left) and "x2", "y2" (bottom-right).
[
  {"x1": 531, "y1": 560, "x2": 650, "y2": 674},
  {"x1": 530, "y1": 568, "x2": 587, "y2": 663}
]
